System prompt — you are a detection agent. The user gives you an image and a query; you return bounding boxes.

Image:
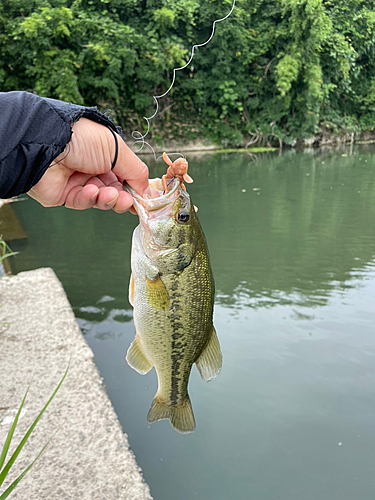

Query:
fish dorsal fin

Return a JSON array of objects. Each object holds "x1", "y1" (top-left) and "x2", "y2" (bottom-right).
[
  {"x1": 147, "y1": 394, "x2": 196, "y2": 433},
  {"x1": 126, "y1": 336, "x2": 153, "y2": 374},
  {"x1": 129, "y1": 273, "x2": 134, "y2": 307},
  {"x1": 196, "y1": 326, "x2": 222, "y2": 382}
]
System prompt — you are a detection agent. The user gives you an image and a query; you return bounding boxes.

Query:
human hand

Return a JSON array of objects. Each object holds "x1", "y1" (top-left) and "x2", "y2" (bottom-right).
[{"x1": 28, "y1": 118, "x2": 148, "y2": 213}]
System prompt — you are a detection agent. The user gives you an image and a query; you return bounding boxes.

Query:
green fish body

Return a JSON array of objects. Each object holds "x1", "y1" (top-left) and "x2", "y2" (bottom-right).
[{"x1": 125, "y1": 178, "x2": 222, "y2": 433}]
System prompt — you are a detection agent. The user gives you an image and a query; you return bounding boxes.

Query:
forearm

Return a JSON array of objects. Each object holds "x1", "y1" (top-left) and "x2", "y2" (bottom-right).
[{"x1": 0, "y1": 91, "x2": 121, "y2": 198}]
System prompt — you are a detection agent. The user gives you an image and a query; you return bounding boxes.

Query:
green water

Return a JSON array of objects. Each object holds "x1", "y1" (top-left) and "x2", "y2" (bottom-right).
[{"x1": 10, "y1": 146, "x2": 375, "y2": 500}]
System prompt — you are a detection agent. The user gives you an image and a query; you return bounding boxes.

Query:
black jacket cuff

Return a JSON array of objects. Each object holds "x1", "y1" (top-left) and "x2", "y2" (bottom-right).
[{"x1": 0, "y1": 91, "x2": 122, "y2": 198}]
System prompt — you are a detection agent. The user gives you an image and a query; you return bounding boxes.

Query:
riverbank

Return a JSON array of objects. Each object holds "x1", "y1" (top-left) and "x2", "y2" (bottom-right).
[
  {"x1": 0, "y1": 268, "x2": 152, "y2": 500},
  {"x1": 125, "y1": 130, "x2": 375, "y2": 155}
]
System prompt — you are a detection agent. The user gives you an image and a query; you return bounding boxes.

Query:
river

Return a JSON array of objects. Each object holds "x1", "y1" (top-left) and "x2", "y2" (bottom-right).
[{"x1": 10, "y1": 145, "x2": 375, "y2": 500}]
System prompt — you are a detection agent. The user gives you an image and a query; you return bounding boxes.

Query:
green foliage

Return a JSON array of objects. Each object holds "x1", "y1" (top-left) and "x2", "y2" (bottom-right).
[
  {"x1": 0, "y1": 0, "x2": 375, "y2": 145},
  {"x1": 0, "y1": 365, "x2": 68, "y2": 498},
  {"x1": 0, "y1": 238, "x2": 17, "y2": 265},
  {"x1": 153, "y1": 7, "x2": 175, "y2": 32},
  {"x1": 276, "y1": 54, "x2": 301, "y2": 97}
]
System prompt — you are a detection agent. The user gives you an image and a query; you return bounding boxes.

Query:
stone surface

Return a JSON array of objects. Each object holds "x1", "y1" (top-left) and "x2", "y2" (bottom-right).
[{"x1": 0, "y1": 268, "x2": 152, "y2": 500}]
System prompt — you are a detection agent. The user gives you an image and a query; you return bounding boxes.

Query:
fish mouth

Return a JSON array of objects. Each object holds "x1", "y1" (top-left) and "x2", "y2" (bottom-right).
[
  {"x1": 123, "y1": 178, "x2": 180, "y2": 215},
  {"x1": 124, "y1": 177, "x2": 182, "y2": 258}
]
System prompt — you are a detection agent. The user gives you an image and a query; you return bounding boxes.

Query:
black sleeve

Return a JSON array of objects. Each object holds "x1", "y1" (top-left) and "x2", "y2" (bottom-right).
[{"x1": 0, "y1": 91, "x2": 122, "y2": 198}]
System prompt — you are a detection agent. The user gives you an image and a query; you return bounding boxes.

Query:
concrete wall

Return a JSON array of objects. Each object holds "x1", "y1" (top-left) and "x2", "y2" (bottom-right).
[{"x1": 0, "y1": 268, "x2": 152, "y2": 500}]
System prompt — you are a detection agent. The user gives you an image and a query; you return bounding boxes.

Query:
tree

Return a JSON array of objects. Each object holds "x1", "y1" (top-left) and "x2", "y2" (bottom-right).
[{"x1": 1, "y1": 0, "x2": 374, "y2": 145}]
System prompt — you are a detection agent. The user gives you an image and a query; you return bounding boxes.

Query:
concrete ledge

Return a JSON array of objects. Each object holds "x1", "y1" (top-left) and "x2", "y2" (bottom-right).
[{"x1": 0, "y1": 268, "x2": 152, "y2": 500}]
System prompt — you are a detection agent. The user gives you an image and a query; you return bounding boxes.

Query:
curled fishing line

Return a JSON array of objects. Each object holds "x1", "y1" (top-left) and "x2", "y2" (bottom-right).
[{"x1": 132, "y1": 0, "x2": 236, "y2": 160}]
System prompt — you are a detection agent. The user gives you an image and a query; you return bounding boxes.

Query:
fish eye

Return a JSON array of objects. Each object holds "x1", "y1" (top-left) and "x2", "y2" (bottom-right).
[{"x1": 176, "y1": 210, "x2": 190, "y2": 224}]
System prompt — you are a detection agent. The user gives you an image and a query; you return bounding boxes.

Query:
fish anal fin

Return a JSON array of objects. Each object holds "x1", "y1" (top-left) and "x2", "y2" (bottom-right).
[
  {"x1": 196, "y1": 326, "x2": 222, "y2": 382},
  {"x1": 126, "y1": 336, "x2": 153, "y2": 374},
  {"x1": 129, "y1": 273, "x2": 134, "y2": 307},
  {"x1": 146, "y1": 276, "x2": 169, "y2": 310},
  {"x1": 147, "y1": 394, "x2": 196, "y2": 434}
]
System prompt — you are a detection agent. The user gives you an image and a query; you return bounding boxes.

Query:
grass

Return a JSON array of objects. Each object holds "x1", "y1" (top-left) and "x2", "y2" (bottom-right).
[
  {"x1": 0, "y1": 237, "x2": 18, "y2": 278},
  {"x1": 0, "y1": 238, "x2": 17, "y2": 266},
  {"x1": 0, "y1": 365, "x2": 69, "y2": 499},
  {"x1": 0, "y1": 239, "x2": 69, "y2": 498}
]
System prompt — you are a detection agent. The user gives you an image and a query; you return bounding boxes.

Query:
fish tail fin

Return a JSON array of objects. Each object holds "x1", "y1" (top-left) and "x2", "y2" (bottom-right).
[
  {"x1": 147, "y1": 394, "x2": 196, "y2": 434},
  {"x1": 170, "y1": 396, "x2": 196, "y2": 434},
  {"x1": 147, "y1": 395, "x2": 170, "y2": 423}
]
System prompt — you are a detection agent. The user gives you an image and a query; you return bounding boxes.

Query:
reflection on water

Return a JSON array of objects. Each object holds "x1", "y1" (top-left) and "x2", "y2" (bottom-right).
[
  {"x1": 9, "y1": 145, "x2": 375, "y2": 500},
  {"x1": 10, "y1": 145, "x2": 375, "y2": 312},
  {"x1": 199, "y1": 149, "x2": 375, "y2": 309}
]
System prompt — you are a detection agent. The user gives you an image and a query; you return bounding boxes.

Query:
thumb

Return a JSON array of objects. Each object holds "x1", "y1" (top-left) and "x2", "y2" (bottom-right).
[{"x1": 112, "y1": 134, "x2": 149, "y2": 195}]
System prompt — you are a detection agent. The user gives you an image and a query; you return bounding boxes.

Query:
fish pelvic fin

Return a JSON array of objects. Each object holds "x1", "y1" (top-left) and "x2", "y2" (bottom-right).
[
  {"x1": 126, "y1": 336, "x2": 153, "y2": 374},
  {"x1": 129, "y1": 273, "x2": 134, "y2": 307},
  {"x1": 196, "y1": 326, "x2": 222, "y2": 382},
  {"x1": 147, "y1": 394, "x2": 196, "y2": 434}
]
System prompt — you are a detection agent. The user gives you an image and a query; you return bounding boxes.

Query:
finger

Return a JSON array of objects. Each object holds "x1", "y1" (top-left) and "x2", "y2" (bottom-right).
[
  {"x1": 84, "y1": 176, "x2": 107, "y2": 189},
  {"x1": 112, "y1": 138, "x2": 149, "y2": 195},
  {"x1": 62, "y1": 171, "x2": 97, "y2": 197},
  {"x1": 81, "y1": 173, "x2": 122, "y2": 191},
  {"x1": 112, "y1": 190, "x2": 136, "y2": 214},
  {"x1": 93, "y1": 186, "x2": 119, "y2": 210},
  {"x1": 97, "y1": 171, "x2": 123, "y2": 188},
  {"x1": 65, "y1": 184, "x2": 99, "y2": 210}
]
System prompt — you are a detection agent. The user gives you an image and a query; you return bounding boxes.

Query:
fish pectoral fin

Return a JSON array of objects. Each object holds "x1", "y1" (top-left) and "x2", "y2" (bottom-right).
[
  {"x1": 128, "y1": 273, "x2": 134, "y2": 307},
  {"x1": 145, "y1": 276, "x2": 169, "y2": 310},
  {"x1": 196, "y1": 326, "x2": 222, "y2": 382},
  {"x1": 147, "y1": 394, "x2": 196, "y2": 434},
  {"x1": 126, "y1": 336, "x2": 153, "y2": 374}
]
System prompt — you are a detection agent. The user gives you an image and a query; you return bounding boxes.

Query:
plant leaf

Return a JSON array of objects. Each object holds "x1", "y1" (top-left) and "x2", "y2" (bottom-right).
[
  {"x1": 0, "y1": 238, "x2": 18, "y2": 264},
  {"x1": 0, "y1": 428, "x2": 59, "y2": 500},
  {"x1": 0, "y1": 252, "x2": 18, "y2": 264},
  {"x1": 0, "y1": 364, "x2": 69, "y2": 488},
  {"x1": 0, "y1": 387, "x2": 29, "y2": 472}
]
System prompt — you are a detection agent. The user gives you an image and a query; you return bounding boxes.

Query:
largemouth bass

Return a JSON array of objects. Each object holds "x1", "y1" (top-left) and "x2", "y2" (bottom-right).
[{"x1": 124, "y1": 176, "x2": 222, "y2": 433}]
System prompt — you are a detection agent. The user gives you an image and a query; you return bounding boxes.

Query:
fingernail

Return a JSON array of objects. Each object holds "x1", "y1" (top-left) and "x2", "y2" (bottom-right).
[
  {"x1": 105, "y1": 197, "x2": 117, "y2": 207},
  {"x1": 90, "y1": 189, "x2": 99, "y2": 200}
]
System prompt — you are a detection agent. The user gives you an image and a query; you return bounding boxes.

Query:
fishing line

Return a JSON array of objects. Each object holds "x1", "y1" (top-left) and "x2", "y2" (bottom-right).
[
  {"x1": 50, "y1": 143, "x2": 71, "y2": 167},
  {"x1": 132, "y1": 0, "x2": 236, "y2": 161}
]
